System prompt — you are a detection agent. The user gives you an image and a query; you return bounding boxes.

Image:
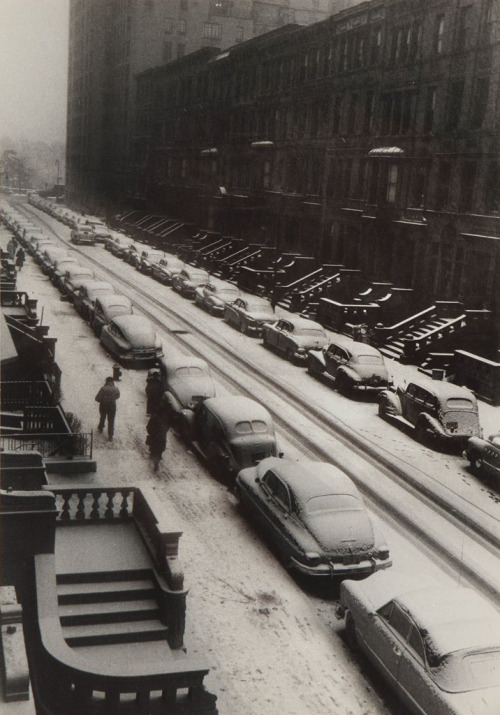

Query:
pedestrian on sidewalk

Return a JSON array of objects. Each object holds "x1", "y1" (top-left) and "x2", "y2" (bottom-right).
[
  {"x1": 15, "y1": 247, "x2": 25, "y2": 271},
  {"x1": 146, "y1": 407, "x2": 170, "y2": 471},
  {"x1": 145, "y1": 367, "x2": 164, "y2": 415},
  {"x1": 95, "y1": 376, "x2": 120, "y2": 441}
]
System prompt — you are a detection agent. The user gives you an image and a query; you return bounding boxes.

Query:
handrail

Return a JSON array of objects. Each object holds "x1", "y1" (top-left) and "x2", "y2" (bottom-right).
[{"x1": 0, "y1": 432, "x2": 93, "y2": 460}]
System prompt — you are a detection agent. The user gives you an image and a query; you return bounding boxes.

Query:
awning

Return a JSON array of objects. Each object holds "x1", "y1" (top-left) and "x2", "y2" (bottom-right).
[{"x1": 368, "y1": 147, "x2": 404, "y2": 156}]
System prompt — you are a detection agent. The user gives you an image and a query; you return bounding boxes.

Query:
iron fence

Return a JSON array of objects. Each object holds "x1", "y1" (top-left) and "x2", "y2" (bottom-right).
[{"x1": 0, "y1": 432, "x2": 93, "y2": 459}]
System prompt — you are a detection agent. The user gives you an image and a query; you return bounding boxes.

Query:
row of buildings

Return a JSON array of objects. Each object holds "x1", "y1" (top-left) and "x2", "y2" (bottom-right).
[{"x1": 66, "y1": 0, "x2": 500, "y2": 352}]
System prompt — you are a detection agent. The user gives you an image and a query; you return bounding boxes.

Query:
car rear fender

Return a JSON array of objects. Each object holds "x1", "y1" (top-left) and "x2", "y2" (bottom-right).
[
  {"x1": 339, "y1": 366, "x2": 360, "y2": 383},
  {"x1": 308, "y1": 350, "x2": 326, "y2": 371},
  {"x1": 379, "y1": 391, "x2": 401, "y2": 415},
  {"x1": 418, "y1": 412, "x2": 446, "y2": 438}
]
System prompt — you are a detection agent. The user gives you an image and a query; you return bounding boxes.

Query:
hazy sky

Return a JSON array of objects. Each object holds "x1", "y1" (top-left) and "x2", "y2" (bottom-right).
[{"x1": 0, "y1": 0, "x2": 69, "y2": 145}]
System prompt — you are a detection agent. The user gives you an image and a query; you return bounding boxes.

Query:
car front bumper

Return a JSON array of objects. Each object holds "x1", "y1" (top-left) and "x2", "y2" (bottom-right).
[{"x1": 289, "y1": 555, "x2": 392, "y2": 579}]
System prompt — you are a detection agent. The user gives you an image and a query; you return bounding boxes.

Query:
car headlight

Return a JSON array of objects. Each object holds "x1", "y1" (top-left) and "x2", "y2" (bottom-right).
[
  {"x1": 376, "y1": 549, "x2": 390, "y2": 560},
  {"x1": 304, "y1": 551, "x2": 321, "y2": 565},
  {"x1": 296, "y1": 347, "x2": 306, "y2": 355}
]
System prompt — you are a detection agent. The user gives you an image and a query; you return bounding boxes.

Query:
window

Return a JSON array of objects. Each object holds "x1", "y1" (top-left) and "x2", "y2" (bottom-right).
[
  {"x1": 178, "y1": 19, "x2": 186, "y2": 34},
  {"x1": 408, "y1": 627, "x2": 426, "y2": 660},
  {"x1": 347, "y1": 94, "x2": 358, "y2": 134},
  {"x1": 236, "y1": 26, "x2": 243, "y2": 42},
  {"x1": 470, "y1": 77, "x2": 489, "y2": 128},
  {"x1": 484, "y1": 162, "x2": 500, "y2": 212},
  {"x1": 363, "y1": 91, "x2": 374, "y2": 133},
  {"x1": 386, "y1": 164, "x2": 398, "y2": 203},
  {"x1": 435, "y1": 161, "x2": 451, "y2": 209},
  {"x1": 459, "y1": 162, "x2": 477, "y2": 212},
  {"x1": 455, "y1": 5, "x2": 472, "y2": 51},
  {"x1": 435, "y1": 14, "x2": 445, "y2": 53},
  {"x1": 446, "y1": 78, "x2": 464, "y2": 130},
  {"x1": 423, "y1": 86, "x2": 436, "y2": 133},
  {"x1": 332, "y1": 95, "x2": 343, "y2": 134},
  {"x1": 370, "y1": 27, "x2": 382, "y2": 64},
  {"x1": 203, "y1": 22, "x2": 221, "y2": 39}
]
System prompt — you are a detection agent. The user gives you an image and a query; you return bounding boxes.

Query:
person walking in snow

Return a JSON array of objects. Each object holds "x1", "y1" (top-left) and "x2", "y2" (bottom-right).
[
  {"x1": 15, "y1": 247, "x2": 25, "y2": 271},
  {"x1": 95, "y1": 376, "x2": 120, "y2": 441},
  {"x1": 146, "y1": 407, "x2": 170, "y2": 471},
  {"x1": 145, "y1": 368, "x2": 164, "y2": 415}
]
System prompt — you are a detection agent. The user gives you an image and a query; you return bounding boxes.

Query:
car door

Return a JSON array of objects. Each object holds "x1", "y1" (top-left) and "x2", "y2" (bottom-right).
[
  {"x1": 231, "y1": 298, "x2": 244, "y2": 325},
  {"x1": 267, "y1": 319, "x2": 283, "y2": 349},
  {"x1": 277, "y1": 321, "x2": 293, "y2": 353},
  {"x1": 252, "y1": 471, "x2": 288, "y2": 541},
  {"x1": 360, "y1": 601, "x2": 409, "y2": 691},
  {"x1": 397, "y1": 625, "x2": 445, "y2": 715},
  {"x1": 324, "y1": 344, "x2": 341, "y2": 377},
  {"x1": 93, "y1": 299, "x2": 104, "y2": 332}
]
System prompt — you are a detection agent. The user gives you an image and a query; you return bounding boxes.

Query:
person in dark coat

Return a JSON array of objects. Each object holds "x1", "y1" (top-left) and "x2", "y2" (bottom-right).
[
  {"x1": 145, "y1": 368, "x2": 164, "y2": 415},
  {"x1": 95, "y1": 376, "x2": 120, "y2": 440},
  {"x1": 15, "y1": 247, "x2": 25, "y2": 271},
  {"x1": 146, "y1": 408, "x2": 170, "y2": 471}
]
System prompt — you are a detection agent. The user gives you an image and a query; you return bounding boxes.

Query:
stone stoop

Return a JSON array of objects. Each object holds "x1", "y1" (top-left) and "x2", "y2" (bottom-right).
[{"x1": 56, "y1": 569, "x2": 169, "y2": 648}]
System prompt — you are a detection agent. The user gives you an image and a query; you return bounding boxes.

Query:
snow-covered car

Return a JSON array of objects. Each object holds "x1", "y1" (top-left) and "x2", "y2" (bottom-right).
[
  {"x1": 194, "y1": 282, "x2": 240, "y2": 316},
  {"x1": 50, "y1": 256, "x2": 81, "y2": 286},
  {"x1": 337, "y1": 574, "x2": 500, "y2": 715},
  {"x1": 89, "y1": 224, "x2": 112, "y2": 244},
  {"x1": 262, "y1": 316, "x2": 328, "y2": 363},
  {"x1": 73, "y1": 280, "x2": 114, "y2": 321},
  {"x1": 100, "y1": 314, "x2": 163, "y2": 368},
  {"x1": 161, "y1": 355, "x2": 216, "y2": 435},
  {"x1": 308, "y1": 338, "x2": 392, "y2": 394},
  {"x1": 71, "y1": 227, "x2": 95, "y2": 245},
  {"x1": 188, "y1": 396, "x2": 278, "y2": 479},
  {"x1": 32, "y1": 239, "x2": 55, "y2": 262},
  {"x1": 91, "y1": 294, "x2": 133, "y2": 337},
  {"x1": 109, "y1": 235, "x2": 134, "y2": 258},
  {"x1": 136, "y1": 249, "x2": 165, "y2": 275},
  {"x1": 123, "y1": 243, "x2": 141, "y2": 265},
  {"x1": 236, "y1": 458, "x2": 391, "y2": 579},
  {"x1": 223, "y1": 297, "x2": 275, "y2": 335},
  {"x1": 57, "y1": 265, "x2": 95, "y2": 297},
  {"x1": 465, "y1": 433, "x2": 500, "y2": 482},
  {"x1": 150, "y1": 257, "x2": 184, "y2": 285},
  {"x1": 172, "y1": 267, "x2": 210, "y2": 298},
  {"x1": 40, "y1": 247, "x2": 69, "y2": 275},
  {"x1": 378, "y1": 378, "x2": 481, "y2": 449}
]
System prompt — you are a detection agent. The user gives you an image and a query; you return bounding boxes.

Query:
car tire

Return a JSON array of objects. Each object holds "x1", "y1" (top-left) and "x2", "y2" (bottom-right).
[
  {"x1": 337, "y1": 372, "x2": 351, "y2": 395},
  {"x1": 345, "y1": 613, "x2": 358, "y2": 651},
  {"x1": 286, "y1": 348, "x2": 295, "y2": 364},
  {"x1": 415, "y1": 420, "x2": 428, "y2": 445},
  {"x1": 240, "y1": 320, "x2": 248, "y2": 335}
]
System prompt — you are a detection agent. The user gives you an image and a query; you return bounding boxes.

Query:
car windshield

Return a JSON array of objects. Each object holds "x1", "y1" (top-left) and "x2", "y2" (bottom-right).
[
  {"x1": 446, "y1": 398, "x2": 474, "y2": 409},
  {"x1": 175, "y1": 366, "x2": 204, "y2": 377},
  {"x1": 108, "y1": 305, "x2": 130, "y2": 318},
  {"x1": 247, "y1": 304, "x2": 271, "y2": 312},
  {"x1": 357, "y1": 355, "x2": 383, "y2": 364},
  {"x1": 90, "y1": 289, "x2": 111, "y2": 298},
  {"x1": 296, "y1": 328, "x2": 325, "y2": 337},
  {"x1": 235, "y1": 420, "x2": 268, "y2": 434},
  {"x1": 433, "y1": 650, "x2": 500, "y2": 692},
  {"x1": 306, "y1": 494, "x2": 361, "y2": 513},
  {"x1": 219, "y1": 289, "x2": 239, "y2": 296}
]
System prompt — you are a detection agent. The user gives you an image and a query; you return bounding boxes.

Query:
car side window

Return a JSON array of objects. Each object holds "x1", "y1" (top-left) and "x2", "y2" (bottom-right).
[
  {"x1": 406, "y1": 383, "x2": 417, "y2": 398},
  {"x1": 337, "y1": 348, "x2": 349, "y2": 363},
  {"x1": 407, "y1": 626, "x2": 425, "y2": 661},
  {"x1": 388, "y1": 604, "x2": 412, "y2": 640},
  {"x1": 263, "y1": 470, "x2": 279, "y2": 494},
  {"x1": 273, "y1": 479, "x2": 291, "y2": 511}
]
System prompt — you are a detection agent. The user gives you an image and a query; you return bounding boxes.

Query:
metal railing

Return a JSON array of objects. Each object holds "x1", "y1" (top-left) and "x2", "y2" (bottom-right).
[
  {"x1": 0, "y1": 432, "x2": 93, "y2": 459},
  {"x1": 1, "y1": 380, "x2": 54, "y2": 409}
]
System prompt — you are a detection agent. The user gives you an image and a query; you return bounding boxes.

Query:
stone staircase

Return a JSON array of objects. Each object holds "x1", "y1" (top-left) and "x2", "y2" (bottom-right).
[
  {"x1": 380, "y1": 317, "x2": 454, "y2": 361},
  {"x1": 57, "y1": 568, "x2": 169, "y2": 648}
]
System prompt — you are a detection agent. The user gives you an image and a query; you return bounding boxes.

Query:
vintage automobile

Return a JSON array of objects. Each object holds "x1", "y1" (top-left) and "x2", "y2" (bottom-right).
[
  {"x1": 308, "y1": 338, "x2": 392, "y2": 394},
  {"x1": 32, "y1": 239, "x2": 56, "y2": 262},
  {"x1": 337, "y1": 573, "x2": 500, "y2": 715},
  {"x1": 161, "y1": 355, "x2": 216, "y2": 435},
  {"x1": 123, "y1": 243, "x2": 141, "y2": 266},
  {"x1": 109, "y1": 235, "x2": 134, "y2": 258},
  {"x1": 71, "y1": 226, "x2": 95, "y2": 245},
  {"x1": 50, "y1": 256, "x2": 81, "y2": 286},
  {"x1": 236, "y1": 458, "x2": 391, "y2": 579},
  {"x1": 40, "y1": 247, "x2": 69, "y2": 275},
  {"x1": 194, "y1": 282, "x2": 240, "y2": 316},
  {"x1": 223, "y1": 297, "x2": 275, "y2": 335},
  {"x1": 73, "y1": 280, "x2": 115, "y2": 321},
  {"x1": 150, "y1": 256, "x2": 185, "y2": 285},
  {"x1": 100, "y1": 314, "x2": 163, "y2": 368},
  {"x1": 262, "y1": 316, "x2": 329, "y2": 362},
  {"x1": 89, "y1": 224, "x2": 112, "y2": 244},
  {"x1": 378, "y1": 377, "x2": 481, "y2": 448},
  {"x1": 137, "y1": 249, "x2": 166, "y2": 275},
  {"x1": 187, "y1": 395, "x2": 278, "y2": 479},
  {"x1": 57, "y1": 265, "x2": 95, "y2": 297},
  {"x1": 464, "y1": 433, "x2": 500, "y2": 482},
  {"x1": 91, "y1": 294, "x2": 133, "y2": 337},
  {"x1": 172, "y1": 267, "x2": 210, "y2": 298}
]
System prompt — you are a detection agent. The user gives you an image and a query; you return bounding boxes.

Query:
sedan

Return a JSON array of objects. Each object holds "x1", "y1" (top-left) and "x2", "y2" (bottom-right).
[
  {"x1": 338, "y1": 573, "x2": 500, "y2": 714},
  {"x1": 223, "y1": 297, "x2": 275, "y2": 335},
  {"x1": 308, "y1": 338, "x2": 392, "y2": 394},
  {"x1": 465, "y1": 433, "x2": 500, "y2": 483},
  {"x1": 91, "y1": 294, "x2": 133, "y2": 337},
  {"x1": 161, "y1": 355, "x2": 216, "y2": 435},
  {"x1": 51, "y1": 257, "x2": 81, "y2": 286},
  {"x1": 150, "y1": 257, "x2": 185, "y2": 285},
  {"x1": 236, "y1": 458, "x2": 391, "y2": 579},
  {"x1": 123, "y1": 244, "x2": 141, "y2": 265},
  {"x1": 172, "y1": 268, "x2": 210, "y2": 298},
  {"x1": 262, "y1": 317, "x2": 328, "y2": 362},
  {"x1": 109, "y1": 235, "x2": 134, "y2": 258},
  {"x1": 71, "y1": 227, "x2": 95, "y2": 245},
  {"x1": 73, "y1": 280, "x2": 114, "y2": 321},
  {"x1": 137, "y1": 249, "x2": 165, "y2": 275},
  {"x1": 89, "y1": 225, "x2": 112, "y2": 244},
  {"x1": 194, "y1": 282, "x2": 240, "y2": 316},
  {"x1": 58, "y1": 266, "x2": 95, "y2": 298},
  {"x1": 100, "y1": 314, "x2": 163, "y2": 368}
]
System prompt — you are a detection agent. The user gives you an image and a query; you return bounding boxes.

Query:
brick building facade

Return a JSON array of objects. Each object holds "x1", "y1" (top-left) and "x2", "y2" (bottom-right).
[{"x1": 133, "y1": 0, "x2": 500, "y2": 345}]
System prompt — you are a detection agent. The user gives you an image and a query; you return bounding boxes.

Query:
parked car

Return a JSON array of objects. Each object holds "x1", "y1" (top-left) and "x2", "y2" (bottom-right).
[
  {"x1": 32, "y1": 239, "x2": 55, "y2": 262},
  {"x1": 378, "y1": 377, "x2": 481, "y2": 448},
  {"x1": 337, "y1": 573, "x2": 500, "y2": 715},
  {"x1": 464, "y1": 433, "x2": 500, "y2": 483},
  {"x1": 51, "y1": 256, "x2": 81, "y2": 286},
  {"x1": 73, "y1": 280, "x2": 114, "y2": 321},
  {"x1": 123, "y1": 243, "x2": 141, "y2": 265},
  {"x1": 109, "y1": 235, "x2": 134, "y2": 258},
  {"x1": 103, "y1": 230, "x2": 126, "y2": 251},
  {"x1": 161, "y1": 355, "x2": 216, "y2": 435},
  {"x1": 71, "y1": 226, "x2": 95, "y2": 245},
  {"x1": 150, "y1": 257, "x2": 185, "y2": 285},
  {"x1": 91, "y1": 294, "x2": 133, "y2": 337},
  {"x1": 172, "y1": 267, "x2": 210, "y2": 298},
  {"x1": 223, "y1": 297, "x2": 275, "y2": 335},
  {"x1": 137, "y1": 249, "x2": 165, "y2": 275},
  {"x1": 100, "y1": 314, "x2": 163, "y2": 368},
  {"x1": 187, "y1": 396, "x2": 279, "y2": 479},
  {"x1": 236, "y1": 457, "x2": 391, "y2": 579},
  {"x1": 40, "y1": 247, "x2": 69, "y2": 275},
  {"x1": 262, "y1": 316, "x2": 328, "y2": 363},
  {"x1": 59, "y1": 266, "x2": 95, "y2": 301},
  {"x1": 89, "y1": 224, "x2": 112, "y2": 244},
  {"x1": 308, "y1": 338, "x2": 392, "y2": 394},
  {"x1": 194, "y1": 282, "x2": 240, "y2": 316}
]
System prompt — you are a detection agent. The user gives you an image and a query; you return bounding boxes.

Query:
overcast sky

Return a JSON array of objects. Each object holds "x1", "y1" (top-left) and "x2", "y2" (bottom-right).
[{"x1": 0, "y1": 0, "x2": 69, "y2": 145}]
